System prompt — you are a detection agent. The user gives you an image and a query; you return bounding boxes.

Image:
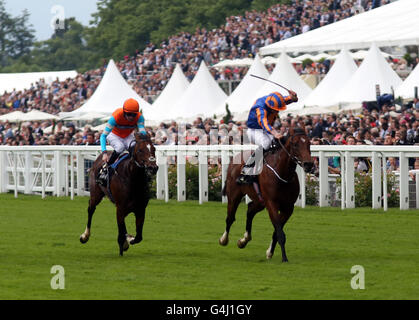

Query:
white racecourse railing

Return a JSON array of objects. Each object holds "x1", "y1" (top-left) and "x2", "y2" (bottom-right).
[{"x1": 0, "y1": 145, "x2": 418, "y2": 210}]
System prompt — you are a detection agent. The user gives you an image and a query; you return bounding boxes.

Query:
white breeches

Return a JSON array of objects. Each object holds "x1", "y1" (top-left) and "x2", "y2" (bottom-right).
[{"x1": 106, "y1": 132, "x2": 135, "y2": 153}]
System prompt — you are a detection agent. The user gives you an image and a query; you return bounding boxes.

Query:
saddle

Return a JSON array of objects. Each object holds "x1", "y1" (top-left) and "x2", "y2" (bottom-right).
[{"x1": 97, "y1": 153, "x2": 130, "y2": 198}]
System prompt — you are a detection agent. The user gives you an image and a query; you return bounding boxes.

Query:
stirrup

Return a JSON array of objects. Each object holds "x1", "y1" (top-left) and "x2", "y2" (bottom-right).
[
  {"x1": 236, "y1": 174, "x2": 256, "y2": 185},
  {"x1": 97, "y1": 165, "x2": 108, "y2": 186}
]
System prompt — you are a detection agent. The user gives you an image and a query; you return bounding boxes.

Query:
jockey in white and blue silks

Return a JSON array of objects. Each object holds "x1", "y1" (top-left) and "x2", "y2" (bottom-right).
[{"x1": 236, "y1": 90, "x2": 298, "y2": 185}]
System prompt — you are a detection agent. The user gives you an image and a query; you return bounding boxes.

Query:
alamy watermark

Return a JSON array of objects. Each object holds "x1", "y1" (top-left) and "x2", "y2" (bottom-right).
[
  {"x1": 50, "y1": 5, "x2": 65, "y2": 31},
  {"x1": 50, "y1": 265, "x2": 65, "y2": 290},
  {"x1": 350, "y1": 265, "x2": 365, "y2": 290}
]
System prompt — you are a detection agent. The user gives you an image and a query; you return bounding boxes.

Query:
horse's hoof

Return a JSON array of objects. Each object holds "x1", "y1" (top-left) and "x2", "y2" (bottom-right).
[
  {"x1": 123, "y1": 240, "x2": 130, "y2": 252},
  {"x1": 266, "y1": 251, "x2": 273, "y2": 260},
  {"x1": 282, "y1": 258, "x2": 288, "y2": 263},
  {"x1": 219, "y1": 232, "x2": 229, "y2": 246},
  {"x1": 219, "y1": 237, "x2": 228, "y2": 246},
  {"x1": 130, "y1": 237, "x2": 142, "y2": 245},
  {"x1": 80, "y1": 235, "x2": 89, "y2": 244},
  {"x1": 237, "y1": 239, "x2": 247, "y2": 249}
]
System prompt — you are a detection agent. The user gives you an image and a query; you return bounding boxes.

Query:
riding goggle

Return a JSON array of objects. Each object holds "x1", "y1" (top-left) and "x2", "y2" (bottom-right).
[{"x1": 124, "y1": 112, "x2": 137, "y2": 117}]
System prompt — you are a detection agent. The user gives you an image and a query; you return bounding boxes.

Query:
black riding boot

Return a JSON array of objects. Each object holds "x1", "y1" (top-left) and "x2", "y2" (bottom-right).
[
  {"x1": 106, "y1": 151, "x2": 120, "y2": 176},
  {"x1": 97, "y1": 151, "x2": 119, "y2": 186},
  {"x1": 236, "y1": 146, "x2": 264, "y2": 185},
  {"x1": 108, "y1": 151, "x2": 120, "y2": 167}
]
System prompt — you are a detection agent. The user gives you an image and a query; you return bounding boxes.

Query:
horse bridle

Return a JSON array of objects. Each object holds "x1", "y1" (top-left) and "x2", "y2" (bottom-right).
[
  {"x1": 129, "y1": 140, "x2": 156, "y2": 168},
  {"x1": 276, "y1": 132, "x2": 306, "y2": 168},
  {"x1": 264, "y1": 132, "x2": 307, "y2": 184}
]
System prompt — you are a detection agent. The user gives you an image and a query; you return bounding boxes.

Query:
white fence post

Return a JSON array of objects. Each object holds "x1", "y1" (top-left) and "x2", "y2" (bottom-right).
[
  {"x1": 319, "y1": 151, "x2": 329, "y2": 207},
  {"x1": 13, "y1": 152, "x2": 18, "y2": 198},
  {"x1": 221, "y1": 150, "x2": 230, "y2": 204},
  {"x1": 399, "y1": 152, "x2": 409, "y2": 210},
  {"x1": 0, "y1": 151, "x2": 6, "y2": 193},
  {"x1": 198, "y1": 150, "x2": 208, "y2": 204},
  {"x1": 345, "y1": 152, "x2": 355, "y2": 209},
  {"x1": 177, "y1": 150, "x2": 186, "y2": 202},
  {"x1": 382, "y1": 154, "x2": 388, "y2": 211},
  {"x1": 156, "y1": 150, "x2": 169, "y2": 202},
  {"x1": 76, "y1": 151, "x2": 84, "y2": 196},
  {"x1": 296, "y1": 165, "x2": 305, "y2": 208},
  {"x1": 24, "y1": 151, "x2": 33, "y2": 195},
  {"x1": 372, "y1": 152, "x2": 382, "y2": 209}
]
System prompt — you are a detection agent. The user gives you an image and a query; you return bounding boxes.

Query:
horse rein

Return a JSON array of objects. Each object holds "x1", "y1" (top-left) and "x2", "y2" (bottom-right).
[
  {"x1": 276, "y1": 133, "x2": 305, "y2": 168},
  {"x1": 264, "y1": 132, "x2": 306, "y2": 184}
]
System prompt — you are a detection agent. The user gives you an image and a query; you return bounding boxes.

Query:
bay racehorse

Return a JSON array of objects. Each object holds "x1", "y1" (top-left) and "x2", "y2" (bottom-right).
[
  {"x1": 80, "y1": 133, "x2": 158, "y2": 256},
  {"x1": 219, "y1": 124, "x2": 313, "y2": 262}
]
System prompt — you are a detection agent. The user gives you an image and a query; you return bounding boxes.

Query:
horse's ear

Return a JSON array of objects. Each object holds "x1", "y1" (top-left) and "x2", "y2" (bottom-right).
[
  {"x1": 289, "y1": 123, "x2": 295, "y2": 136},
  {"x1": 300, "y1": 119, "x2": 306, "y2": 132}
]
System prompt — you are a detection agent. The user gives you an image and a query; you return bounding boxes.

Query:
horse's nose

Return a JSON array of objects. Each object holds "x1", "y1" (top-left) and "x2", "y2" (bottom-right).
[
  {"x1": 147, "y1": 165, "x2": 158, "y2": 175},
  {"x1": 303, "y1": 162, "x2": 314, "y2": 173}
]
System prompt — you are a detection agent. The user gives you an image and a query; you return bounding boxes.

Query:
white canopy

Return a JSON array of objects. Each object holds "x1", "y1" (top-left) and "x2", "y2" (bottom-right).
[
  {"x1": 20, "y1": 110, "x2": 60, "y2": 122},
  {"x1": 68, "y1": 59, "x2": 152, "y2": 117},
  {"x1": 260, "y1": 0, "x2": 419, "y2": 55},
  {"x1": 63, "y1": 112, "x2": 107, "y2": 121},
  {"x1": 351, "y1": 49, "x2": 390, "y2": 60},
  {"x1": 334, "y1": 43, "x2": 403, "y2": 104},
  {"x1": 395, "y1": 63, "x2": 419, "y2": 99},
  {"x1": 262, "y1": 56, "x2": 302, "y2": 65},
  {"x1": 252, "y1": 52, "x2": 312, "y2": 112},
  {"x1": 0, "y1": 70, "x2": 77, "y2": 93},
  {"x1": 304, "y1": 49, "x2": 358, "y2": 108},
  {"x1": 220, "y1": 54, "x2": 270, "y2": 114},
  {"x1": 169, "y1": 61, "x2": 228, "y2": 120},
  {"x1": 148, "y1": 64, "x2": 190, "y2": 120},
  {"x1": 0, "y1": 111, "x2": 26, "y2": 122}
]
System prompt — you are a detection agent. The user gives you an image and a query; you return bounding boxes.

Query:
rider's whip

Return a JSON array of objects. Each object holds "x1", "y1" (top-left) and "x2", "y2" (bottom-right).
[{"x1": 250, "y1": 74, "x2": 291, "y2": 93}]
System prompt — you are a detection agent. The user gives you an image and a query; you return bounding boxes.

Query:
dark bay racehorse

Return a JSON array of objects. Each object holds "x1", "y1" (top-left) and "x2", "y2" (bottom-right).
[
  {"x1": 219, "y1": 125, "x2": 313, "y2": 262},
  {"x1": 80, "y1": 133, "x2": 158, "y2": 256}
]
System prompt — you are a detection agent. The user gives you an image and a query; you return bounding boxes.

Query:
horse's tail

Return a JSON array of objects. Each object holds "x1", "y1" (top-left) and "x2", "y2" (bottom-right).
[{"x1": 222, "y1": 180, "x2": 227, "y2": 196}]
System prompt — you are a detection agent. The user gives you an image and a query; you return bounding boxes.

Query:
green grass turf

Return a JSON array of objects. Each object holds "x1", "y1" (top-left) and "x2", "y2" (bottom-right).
[{"x1": 0, "y1": 193, "x2": 418, "y2": 300}]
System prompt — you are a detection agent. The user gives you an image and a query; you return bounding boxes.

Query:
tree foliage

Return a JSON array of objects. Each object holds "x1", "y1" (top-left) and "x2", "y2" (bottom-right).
[
  {"x1": 0, "y1": 0, "x2": 35, "y2": 68},
  {"x1": 2, "y1": 18, "x2": 94, "y2": 73},
  {"x1": 1, "y1": 0, "x2": 292, "y2": 72}
]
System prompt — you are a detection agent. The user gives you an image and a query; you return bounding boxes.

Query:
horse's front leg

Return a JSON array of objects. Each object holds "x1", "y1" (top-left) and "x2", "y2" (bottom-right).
[
  {"x1": 116, "y1": 209, "x2": 129, "y2": 256},
  {"x1": 265, "y1": 201, "x2": 292, "y2": 262},
  {"x1": 237, "y1": 200, "x2": 264, "y2": 249},
  {"x1": 130, "y1": 207, "x2": 145, "y2": 245},
  {"x1": 266, "y1": 230, "x2": 277, "y2": 260},
  {"x1": 219, "y1": 195, "x2": 242, "y2": 246}
]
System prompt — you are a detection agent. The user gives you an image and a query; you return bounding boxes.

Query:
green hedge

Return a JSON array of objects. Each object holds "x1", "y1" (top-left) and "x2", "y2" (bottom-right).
[
  {"x1": 305, "y1": 172, "x2": 400, "y2": 208},
  {"x1": 151, "y1": 166, "x2": 401, "y2": 208}
]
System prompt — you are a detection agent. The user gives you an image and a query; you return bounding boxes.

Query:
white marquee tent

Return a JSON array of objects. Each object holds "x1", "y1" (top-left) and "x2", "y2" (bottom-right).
[
  {"x1": 395, "y1": 63, "x2": 419, "y2": 99},
  {"x1": 148, "y1": 64, "x2": 190, "y2": 120},
  {"x1": 303, "y1": 49, "x2": 358, "y2": 108},
  {"x1": 333, "y1": 43, "x2": 403, "y2": 104},
  {"x1": 0, "y1": 70, "x2": 78, "y2": 93},
  {"x1": 169, "y1": 61, "x2": 227, "y2": 120},
  {"x1": 66, "y1": 59, "x2": 152, "y2": 118},
  {"x1": 260, "y1": 0, "x2": 419, "y2": 55},
  {"x1": 219, "y1": 54, "x2": 270, "y2": 114},
  {"x1": 252, "y1": 52, "x2": 312, "y2": 112}
]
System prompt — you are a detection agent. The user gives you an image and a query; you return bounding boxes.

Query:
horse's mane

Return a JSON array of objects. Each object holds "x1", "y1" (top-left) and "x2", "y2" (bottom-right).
[{"x1": 269, "y1": 127, "x2": 307, "y2": 153}]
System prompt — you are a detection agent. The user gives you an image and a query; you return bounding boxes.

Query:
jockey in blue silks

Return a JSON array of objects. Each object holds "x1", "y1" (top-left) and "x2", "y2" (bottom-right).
[{"x1": 236, "y1": 90, "x2": 298, "y2": 185}]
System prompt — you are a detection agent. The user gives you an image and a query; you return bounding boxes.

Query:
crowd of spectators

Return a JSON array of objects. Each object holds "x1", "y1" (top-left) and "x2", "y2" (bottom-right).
[
  {"x1": 1, "y1": 93, "x2": 418, "y2": 173},
  {"x1": 0, "y1": 0, "x2": 397, "y2": 117},
  {"x1": 2, "y1": 0, "x2": 418, "y2": 174}
]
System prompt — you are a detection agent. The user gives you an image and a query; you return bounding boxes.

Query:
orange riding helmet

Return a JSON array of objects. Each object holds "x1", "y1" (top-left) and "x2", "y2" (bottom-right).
[{"x1": 123, "y1": 98, "x2": 140, "y2": 114}]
